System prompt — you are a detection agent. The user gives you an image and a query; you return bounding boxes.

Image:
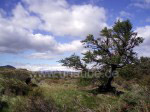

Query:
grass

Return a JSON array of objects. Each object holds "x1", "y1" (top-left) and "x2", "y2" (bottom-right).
[
  {"x1": 38, "y1": 82, "x2": 99, "y2": 111},
  {"x1": 33, "y1": 78, "x2": 150, "y2": 112},
  {"x1": 0, "y1": 69, "x2": 150, "y2": 112}
]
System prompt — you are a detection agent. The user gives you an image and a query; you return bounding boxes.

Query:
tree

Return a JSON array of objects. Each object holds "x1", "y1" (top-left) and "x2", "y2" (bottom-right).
[
  {"x1": 59, "y1": 20, "x2": 144, "y2": 91},
  {"x1": 59, "y1": 53, "x2": 88, "y2": 71}
]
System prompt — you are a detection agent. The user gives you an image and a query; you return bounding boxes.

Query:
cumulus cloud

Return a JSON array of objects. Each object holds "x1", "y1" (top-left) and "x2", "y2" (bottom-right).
[
  {"x1": 0, "y1": 4, "x2": 54, "y2": 53},
  {"x1": 0, "y1": 20, "x2": 57, "y2": 53},
  {"x1": 0, "y1": 0, "x2": 107, "y2": 56},
  {"x1": 0, "y1": 21, "x2": 83, "y2": 54},
  {"x1": 57, "y1": 40, "x2": 83, "y2": 53},
  {"x1": 26, "y1": 40, "x2": 83, "y2": 59},
  {"x1": 11, "y1": 3, "x2": 41, "y2": 30},
  {"x1": 0, "y1": 4, "x2": 83, "y2": 54},
  {"x1": 23, "y1": 0, "x2": 107, "y2": 37},
  {"x1": 135, "y1": 26, "x2": 150, "y2": 57}
]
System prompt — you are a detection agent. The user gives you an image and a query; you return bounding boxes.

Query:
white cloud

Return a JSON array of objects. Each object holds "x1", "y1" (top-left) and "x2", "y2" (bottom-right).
[
  {"x1": 0, "y1": 4, "x2": 54, "y2": 53},
  {"x1": 23, "y1": 0, "x2": 107, "y2": 37},
  {"x1": 26, "y1": 52, "x2": 56, "y2": 60},
  {"x1": 131, "y1": 0, "x2": 150, "y2": 9},
  {"x1": 120, "y1": 11, "x2": 133, "y2": 18},
  {"x1": 16, "y1": 63, "x2": 78, "y2": 71},
  {"x1": 0, "y1": 19, "x2": 57, "y2": 53},
  {"x1": 0, "y1": 21, "x2": 83, "y2": 54},
  {"x1": 135, "y1": 26, "x2": 150, "y2": 57},
  {"x1": 26, "y1": 40, "x2": 83, "y2": 59},
  {"x1": 57, "y1": 40, "x2": 83, "y2": 53},
  {"x1": 0, "y1": 0, "x2": 107, "y2": 56},
  {"x1": 136, "y1": 26, "x2": 150, "y2": 40},
  {"x1": 0, "y1": 3, "x2": 85, "y2": 55},
  {"x1": 11, "y1": 3, "x2": 41, "y2": 31}
]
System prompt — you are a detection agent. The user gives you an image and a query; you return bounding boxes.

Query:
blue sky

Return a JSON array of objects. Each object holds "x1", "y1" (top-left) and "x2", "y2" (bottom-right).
[{"x1": 0, "y1": 0, "x2": 150, "y2": 71}]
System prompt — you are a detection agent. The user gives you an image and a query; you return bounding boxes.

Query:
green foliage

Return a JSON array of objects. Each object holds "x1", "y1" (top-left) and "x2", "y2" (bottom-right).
[
  {"x1": 118, "y1": 64, "x2": 136, "y2": 80},
  {"x1": 82, "y1": 20, "x2": 143, "y2": 67},
  {"x1": 59, "y1": 54, "x2": 87, "y2": 71},
  {"x1": 118, "y1": 57, "x2": 150, "y2": 86},
  {"x1": 0, "y1": 78, "x2": 31, "y2": 96}
]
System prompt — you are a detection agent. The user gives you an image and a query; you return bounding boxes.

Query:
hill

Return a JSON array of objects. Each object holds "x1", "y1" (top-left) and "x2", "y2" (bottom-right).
[{"x1": 0, "y1": 65, "x2": 16, "y2": 69}]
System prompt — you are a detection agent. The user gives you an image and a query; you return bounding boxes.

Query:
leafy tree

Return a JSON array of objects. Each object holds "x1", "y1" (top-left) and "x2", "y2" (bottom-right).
[
  {"x1": 59, "y1": 53, "x2": 88, "y2": 71},
  {"x1": 59, "y1": 20, "x2": 144, "y2": 91}
]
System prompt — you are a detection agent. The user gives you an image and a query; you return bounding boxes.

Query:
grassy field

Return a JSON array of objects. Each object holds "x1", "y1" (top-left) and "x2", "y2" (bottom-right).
[
  {"x1": 35, "y1": 78, "x2": 150, "y2": 112},
  {"x1": 0, "y1": 68, "x2": 150, "y2": 112}
]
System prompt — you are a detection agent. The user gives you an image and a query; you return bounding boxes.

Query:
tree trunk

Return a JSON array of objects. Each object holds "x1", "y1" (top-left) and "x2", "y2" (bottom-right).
[
  {"x1": 105, "y1": 76, "x2": 114, "y2": 89},
  {"x1": 99, "y1": 64, "x2": 117, "y2": 92},
  {"x1": 105, "y1": 64, "x2": 117, "y2": 89}
]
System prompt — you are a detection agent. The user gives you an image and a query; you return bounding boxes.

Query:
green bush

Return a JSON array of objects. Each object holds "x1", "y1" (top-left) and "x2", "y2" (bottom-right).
[
  {"x1": 0, "y1": 78, "x2": 31, "y2": 96},
  {"x1": 0, "y1": 69, "x2": 31, "y2": 82}
]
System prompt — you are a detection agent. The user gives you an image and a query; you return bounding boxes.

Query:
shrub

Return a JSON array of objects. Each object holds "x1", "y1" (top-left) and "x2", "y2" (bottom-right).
[
  {"x1": 0, "y1": 96, "x2": 8, "y2": 111},
  {"x1": 0, "y1": 78, "x2": 31, "y2": 96},
  {"x1": 12, "y1": 88, "x2": 60, "y2": 112},
  {"x1": 0, "y1": 69, "x2": 31, "y2": 82}
]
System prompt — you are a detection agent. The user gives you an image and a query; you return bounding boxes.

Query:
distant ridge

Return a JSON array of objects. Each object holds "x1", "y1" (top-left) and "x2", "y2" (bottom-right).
[{"x1": 0, "y1": 65, "x2": 16, "y2": 69}]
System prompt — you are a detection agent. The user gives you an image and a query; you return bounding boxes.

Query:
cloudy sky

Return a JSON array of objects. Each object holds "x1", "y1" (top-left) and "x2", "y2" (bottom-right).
[{"x1": 0, "y1": 0, "x2": 150, "y2": 71}]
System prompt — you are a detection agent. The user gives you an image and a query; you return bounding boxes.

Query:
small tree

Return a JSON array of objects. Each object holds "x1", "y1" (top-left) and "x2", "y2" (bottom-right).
[
  {"x1": 59, "y1": 20, "x2": 144, "y2": 91},
  {"x1": 59, "y1": 53, "x2": 88, "y2": 71}
]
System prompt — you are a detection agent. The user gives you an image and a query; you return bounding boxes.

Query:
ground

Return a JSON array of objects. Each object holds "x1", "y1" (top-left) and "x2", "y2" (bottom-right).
[{"x1": 0, "y1": 68, "x2": 150, "y2": 112}]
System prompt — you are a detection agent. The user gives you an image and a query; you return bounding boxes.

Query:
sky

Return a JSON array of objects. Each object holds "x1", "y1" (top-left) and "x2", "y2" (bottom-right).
[{"x1": 0, "y1": 0, "x2": 150, "y2": 71}]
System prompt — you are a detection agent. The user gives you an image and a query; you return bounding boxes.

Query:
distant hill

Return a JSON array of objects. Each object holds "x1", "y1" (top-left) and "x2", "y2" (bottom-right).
[{"x1": 0, "y1": 65, "x2": 16, "y2": 69}]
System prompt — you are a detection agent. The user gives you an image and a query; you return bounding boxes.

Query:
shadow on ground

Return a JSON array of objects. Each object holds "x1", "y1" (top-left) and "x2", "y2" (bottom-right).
[{"x1": 87, "y1": 86, "x2": 124, "y2": 96}]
